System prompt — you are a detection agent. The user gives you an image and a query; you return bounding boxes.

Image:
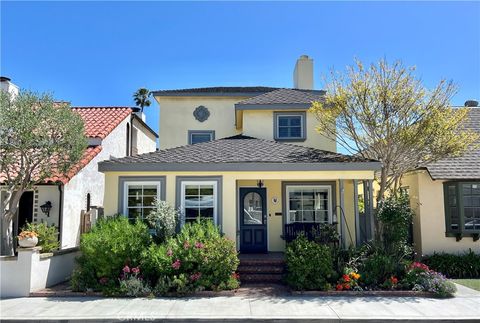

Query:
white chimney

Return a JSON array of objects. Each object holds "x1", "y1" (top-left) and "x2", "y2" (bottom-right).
[
  {"x1": 293, "y1": 55, "x2": 314, "y2": 90},
  {"x1": 0, "y1": 76, "x2": 19, "y2": 98}
]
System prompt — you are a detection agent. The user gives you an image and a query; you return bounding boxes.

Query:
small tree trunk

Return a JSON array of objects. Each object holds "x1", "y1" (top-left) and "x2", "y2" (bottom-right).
[{"x1": 1, "y1": 211, "x2": 15, "y2": 256}]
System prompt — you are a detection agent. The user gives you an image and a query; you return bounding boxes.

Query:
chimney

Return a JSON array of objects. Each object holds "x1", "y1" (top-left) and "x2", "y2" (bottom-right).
[
  {"x1": 293, "y1": 55, "x2": 314, "y2": 90},
  {"x1": 0, "y1": 76, "x2": 19, "y2": 98},
  {"x1": 464, "y1": 100, "x2": 479, "y2": 107}
]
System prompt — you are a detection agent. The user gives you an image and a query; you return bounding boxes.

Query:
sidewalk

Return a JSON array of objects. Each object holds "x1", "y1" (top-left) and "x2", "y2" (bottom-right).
[{"x1": 1, "y1": 284, "x2": 479, "y2": 322}]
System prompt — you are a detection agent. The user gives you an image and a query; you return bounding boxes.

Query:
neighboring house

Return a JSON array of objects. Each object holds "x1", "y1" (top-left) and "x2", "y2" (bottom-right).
[
  {"x1": 402, "y1": 105, "x2": 480, "y2": 256},
  {"x1": 0, "y1": 79, "x2": 158, "y2": 249},
  {"x1": 99, "y1": 56, "x2": 381, "y2": 253}
]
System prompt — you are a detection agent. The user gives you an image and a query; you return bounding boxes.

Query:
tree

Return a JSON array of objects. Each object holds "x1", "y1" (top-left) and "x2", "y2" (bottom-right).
[
  {"x1": 0, "y1": 90, "x2": 87, "y2": 255},
  {"x1": 310, "y1": 59, "x2": 478, "y2": 204},
  {"x1": 133, "y1": 88, "x2": 151, "y2": 113}
]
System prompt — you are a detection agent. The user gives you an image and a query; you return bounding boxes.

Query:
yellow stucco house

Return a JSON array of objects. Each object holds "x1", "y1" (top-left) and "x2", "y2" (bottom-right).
[
  {"x1": 402, "y1": 107, "x2": 480, "y2": 256},
  {"x1": 98, "y1": 56, "x2": 382, "y2": 253}
]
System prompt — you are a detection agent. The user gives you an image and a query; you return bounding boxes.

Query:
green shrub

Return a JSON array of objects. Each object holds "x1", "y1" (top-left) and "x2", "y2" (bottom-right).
[
  {"x1": 22, "y1": 222, "x2": 59, "y2": 253},
  {"x1": 119, "y1": 266, "x2": 151, "y2": 297},
  {"x1": 402, "y1": 262, "x2": 456, "y2": 297},
  {"x1": 285, "y1": 235, "x2": 335, "y2": 291},
  {"x1": 423, "y1": 249, "x2": 480, "y2": 279},
  {"x1": 141, "y1": 220, "x2": 239, "y2": 295},
  {"x1": 71, "y1": 217, "x2": 151, "y2": 292}
]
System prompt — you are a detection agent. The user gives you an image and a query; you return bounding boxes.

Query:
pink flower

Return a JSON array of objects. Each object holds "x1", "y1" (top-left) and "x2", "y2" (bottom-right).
[
  {"x1": 166, "y1": 249, "x2": 173, "y2": 257},
  {"x1": 99, "y1": 277, "x2": 109, "y2": 285},
  {"x1": 190, "y1": 272, "x2": 202, "y2": 281},
  {"x1": 172, "y1": 259, "x2": 181, "y2": 270},
  {"x1": 194, "y1": 241, "x2": 204, "y2": 249},
  {"x1": 183, "y1": 241, "x2": 190, "y2": 249},
  {"x1": 122, "y1": 265, "x2": 131, "y2": 273},
  {"x1": 132, "y1": 267, "x2": 140, "y2": 274}
]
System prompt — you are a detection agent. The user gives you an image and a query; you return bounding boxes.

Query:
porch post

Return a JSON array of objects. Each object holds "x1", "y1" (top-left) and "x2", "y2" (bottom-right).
[
  {"x1": 339, "y1": 179, "x2": 346, "y2": 248},
  {"x1": 368, "y1": 179, "x2": 375, "y2": 240},
  {"x1": 353, "y1": 179, "x2": 361, "y2": 246}
]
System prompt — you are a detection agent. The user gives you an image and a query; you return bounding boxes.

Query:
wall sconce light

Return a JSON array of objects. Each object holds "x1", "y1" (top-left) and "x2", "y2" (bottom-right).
[
  {"x1": 332, "y1": 211, "x2": 338, "y2": 225},
  {"x1": 40, "y1": 201, "x2": 52, "y2": 217},
  {"x1": 257, "y1": 180, "x2": 264, "y2": 188}
]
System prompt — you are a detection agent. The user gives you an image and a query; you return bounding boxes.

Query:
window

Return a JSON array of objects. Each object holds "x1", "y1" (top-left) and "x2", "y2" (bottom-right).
[
  {"x1": 188, "y1": 130, "x2": 215, "y2": 145},
  {"x1": 286, "y1": 185, "x2": 332, "y2": 223},
  {"x1": 274, "y1": 112, "x2": 306, "y2": 141},
  {"x1": 123, "y1": 182, "x2": 160, "y2": 220},
  {"x1": 180, "y1": 181, "x2": 217, "y2": 224},
  {"x1": 444, "y1": 182, "x2": 480, "y2": 235}
]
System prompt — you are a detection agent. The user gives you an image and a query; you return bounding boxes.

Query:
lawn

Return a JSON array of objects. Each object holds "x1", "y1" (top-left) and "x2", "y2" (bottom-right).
[{"x1": 452, "y1": 279, "x2": 480, "y2": 291}]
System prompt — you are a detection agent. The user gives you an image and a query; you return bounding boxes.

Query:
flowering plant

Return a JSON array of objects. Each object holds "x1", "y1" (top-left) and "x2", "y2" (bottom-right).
[
  {"x1": 382, "y1": 275, "x2": 399, "y2": 290},
  {"x1": 336, "y1": 270, "x2": 362, "y2": 291},
  {"x1": 402, "y1": 261, "x2": 456, "y2": 297},
  {"x1": 119, "y1": 265, "x2": 151, "y2": 297},
  {"x1": 18, "y1": 230, "x2": 38, "y2": 239}
]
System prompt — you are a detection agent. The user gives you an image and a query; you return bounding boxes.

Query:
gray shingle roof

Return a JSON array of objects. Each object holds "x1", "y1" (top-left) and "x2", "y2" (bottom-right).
[
  {"x1": 152, "y1": 87, "x2": 279, "y2": 97},
  {"x1": 235, "y1": 88, "x2": 325, "y2": 106},
  {"x1": 424, "y1": 108, "x2": 480, "y2": 180},
  {"x1": 98, "y1": 135, "x2": 380, "y2": 172}
]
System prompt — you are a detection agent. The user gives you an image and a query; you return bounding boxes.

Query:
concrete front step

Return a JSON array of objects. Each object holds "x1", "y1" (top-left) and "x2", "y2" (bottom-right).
[{"x1": 239, "y1": 258, "x2": 285, "y2": 266}]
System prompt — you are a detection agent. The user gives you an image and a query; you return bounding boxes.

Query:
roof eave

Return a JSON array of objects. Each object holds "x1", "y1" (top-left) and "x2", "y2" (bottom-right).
[
  {"x1": 98, "y1": 161, "x2": 382, "y2": 173},
  {"x1": 152, "y1": 91, "x2": 273, "y2": 98},
  {"x1": 235, "y1": 103, "x2": 312, "y2": 110}
]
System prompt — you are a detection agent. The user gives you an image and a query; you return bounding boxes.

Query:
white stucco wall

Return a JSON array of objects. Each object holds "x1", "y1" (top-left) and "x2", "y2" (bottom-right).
[
  {"x1": 132, "y1": 119, "x2": 157, "y2": 154},
  {"x1": 61, "y1": 117, "x2": 130, "y2": 248}
]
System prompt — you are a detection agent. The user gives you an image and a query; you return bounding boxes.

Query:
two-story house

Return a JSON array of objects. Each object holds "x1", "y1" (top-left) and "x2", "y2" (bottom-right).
[
  {"x1": 99, "y1": 56, "x2": 381, "y2": 253},
  {"x1": 0, "y1": 77, "x2": 158, "y2": 249}
]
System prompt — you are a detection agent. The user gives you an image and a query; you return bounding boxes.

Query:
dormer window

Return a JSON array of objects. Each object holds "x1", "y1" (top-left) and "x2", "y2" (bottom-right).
[
  {"x1": 189, "y1": 130, "x2": 215, "y2": 145},
  {"x1": 274, "y1": 112, "x2": 306, "y2": 141}
]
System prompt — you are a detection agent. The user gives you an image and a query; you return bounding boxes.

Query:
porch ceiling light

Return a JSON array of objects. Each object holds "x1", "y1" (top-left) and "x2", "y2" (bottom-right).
[
  {"x1": 257, "y1": 180, "x2": 264, "y2": 188},
  {"x1": 40, "y1": 201, "x2": 52, "y2": 217}
]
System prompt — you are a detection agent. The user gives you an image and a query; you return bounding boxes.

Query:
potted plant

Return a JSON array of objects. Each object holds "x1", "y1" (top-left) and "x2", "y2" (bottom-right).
[{"x1": 18, "y1": 230, "x2": 39, "y2": 248}]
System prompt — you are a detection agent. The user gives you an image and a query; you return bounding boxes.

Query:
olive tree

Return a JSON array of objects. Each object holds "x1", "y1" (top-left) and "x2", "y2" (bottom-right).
[
  {"x1": 310, "y1": 59, "x2": 478, "y2": 204},
  {"x1": 0, "y1": 90, "x2": 87, "y2": 255}
]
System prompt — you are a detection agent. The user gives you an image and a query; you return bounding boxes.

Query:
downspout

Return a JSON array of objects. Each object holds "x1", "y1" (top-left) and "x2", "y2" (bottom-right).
[{"x1": 57, "y1": 184, "x2": 63, "y2": 247}]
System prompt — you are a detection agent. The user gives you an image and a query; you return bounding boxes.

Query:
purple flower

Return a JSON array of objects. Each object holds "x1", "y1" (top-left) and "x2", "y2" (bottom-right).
[{"x1": 190, "y1": 272, "x2": 202, "y2": 281}]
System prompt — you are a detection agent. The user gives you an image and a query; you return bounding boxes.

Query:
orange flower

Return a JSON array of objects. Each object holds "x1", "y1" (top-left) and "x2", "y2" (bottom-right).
[
  {"x1": 390, "y1": 276, "x2": 398, "y2": 285},
  {"x1": 18, "y1": 230, "x2": 38, "y2": 239},
  {"x1": 342, "y1": 274, "x2": 351, "y2": 282},
  {"x1": 343, "y1": 283, "x2": 351, "y2": 290}
]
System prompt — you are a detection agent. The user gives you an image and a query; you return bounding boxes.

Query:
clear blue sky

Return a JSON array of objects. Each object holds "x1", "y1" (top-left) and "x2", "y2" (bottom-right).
[{"x1": 2, "y1": 1, "x2": 479, "y2": 134}]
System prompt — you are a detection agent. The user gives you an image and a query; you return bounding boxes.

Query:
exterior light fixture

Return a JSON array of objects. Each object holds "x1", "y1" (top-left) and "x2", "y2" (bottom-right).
[
  {"x1": 257, "y1": 180, "x2": 264, "y2": 188},
  {"x1": 40, "y1": 201, "x2": 52, "y2": 217}
]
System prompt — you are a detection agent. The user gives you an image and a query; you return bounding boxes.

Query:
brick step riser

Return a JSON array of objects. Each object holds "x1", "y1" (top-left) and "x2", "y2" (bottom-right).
[
  {"x1": 239, "y1": 260, "x2": 286, "y2": 266},
  {"x1": 238, "y1": 266, "x2": 285, "y2": 274},
  {"x1": 240, "y1": 274, "x2": 284, "y2": 284}
]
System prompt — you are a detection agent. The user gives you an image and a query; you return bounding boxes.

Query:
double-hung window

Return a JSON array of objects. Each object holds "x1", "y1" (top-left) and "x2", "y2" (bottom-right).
[
  {"x1": 274, "y1": 112, "x2": 306, "y2": 141},
  {"x1": 181, "y1": 181, "x2": 218, "y2": 224},
  {"x1": 188, "y1": 131, "x2": 215, "y2": 145},
  {"x1": 286, "y1": 185, "x2": 332, "y2": 224},
  {"x1": 444, "y1": 182, "x2": 480, "y2": 236},
  {"x1": 123, "y1": 182, "x2": 160, "y2": 221}
]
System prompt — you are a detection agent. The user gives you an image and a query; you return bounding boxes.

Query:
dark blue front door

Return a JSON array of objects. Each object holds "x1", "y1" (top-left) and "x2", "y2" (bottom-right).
[{"x1": 239, "y1": 188, "x2": 267, "y2": 253}]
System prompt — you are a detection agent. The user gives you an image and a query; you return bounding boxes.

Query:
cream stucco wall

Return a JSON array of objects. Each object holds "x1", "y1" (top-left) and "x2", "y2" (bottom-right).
[
  {"x1": 156, "y1": 96, "x2": 336, "y2": 152},
  {"x1": 242, "y1": 110, "x2": 336, "y2": 152},
  {"x1": 156, "y1": 96, "x2": 244, "y2": 149},
  {"x1": 103, "y1": 170, "x2": 374, "y2": 251},
  {"x1": 132, "y1": 119, "x2": 157, "y2": 154},
  {"x1": 402, "y1": 171, "x2": 479, "y2": 256}
]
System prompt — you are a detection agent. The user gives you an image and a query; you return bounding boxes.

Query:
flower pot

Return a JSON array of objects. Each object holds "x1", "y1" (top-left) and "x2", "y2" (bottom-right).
[{"x1": 18, "y1": 236, "x2": 38, "y2": 248}]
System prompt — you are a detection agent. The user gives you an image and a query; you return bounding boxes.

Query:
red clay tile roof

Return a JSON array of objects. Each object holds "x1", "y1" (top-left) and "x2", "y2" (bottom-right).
[
  {"x1": 1, "y1": 107, "x2": 132, "y2": 185},
  {"x1": 72, "y1": 107, "x2": 133, "y2": 139}
]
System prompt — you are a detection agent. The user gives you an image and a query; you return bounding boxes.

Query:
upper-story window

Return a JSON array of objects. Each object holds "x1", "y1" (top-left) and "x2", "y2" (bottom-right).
[
  {"x1": 188, "y1": 130, "x2": 215, "y2": 145},
  {"x1": 274, "y1": 112, "x2": 306, "y2": 141}
]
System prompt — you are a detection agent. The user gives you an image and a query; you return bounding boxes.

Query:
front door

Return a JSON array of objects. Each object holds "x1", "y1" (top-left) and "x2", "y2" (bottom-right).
[
  {"x1": 239, "y1": 188, "x2": 267, "y2": 253},
  {"x1": 16, "y1": 191, "x2": 34, "y2": 234}
]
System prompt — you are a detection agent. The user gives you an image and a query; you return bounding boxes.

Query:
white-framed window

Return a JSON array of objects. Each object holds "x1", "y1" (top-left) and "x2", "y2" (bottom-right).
[
  {"x1": 123, "y1": 181, "x2": 161, "y2": 220},
  {"x1": 286, "y1": 185, "x2": 332, "y2": 224},
  {"x1": 180, "y1": 181, "x2": 217, "y2": 224},
  {"x1": 275, "y1": 113, "x2": 305, "y2": 140},
  {"x1": 189, "y1": 131, "x2": 215, "y2": 145}
]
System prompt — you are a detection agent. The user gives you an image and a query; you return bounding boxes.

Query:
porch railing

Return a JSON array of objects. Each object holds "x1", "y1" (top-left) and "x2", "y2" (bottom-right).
[{"x1": 283, "y1": 222, "x2": 339, "y2": 246}]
